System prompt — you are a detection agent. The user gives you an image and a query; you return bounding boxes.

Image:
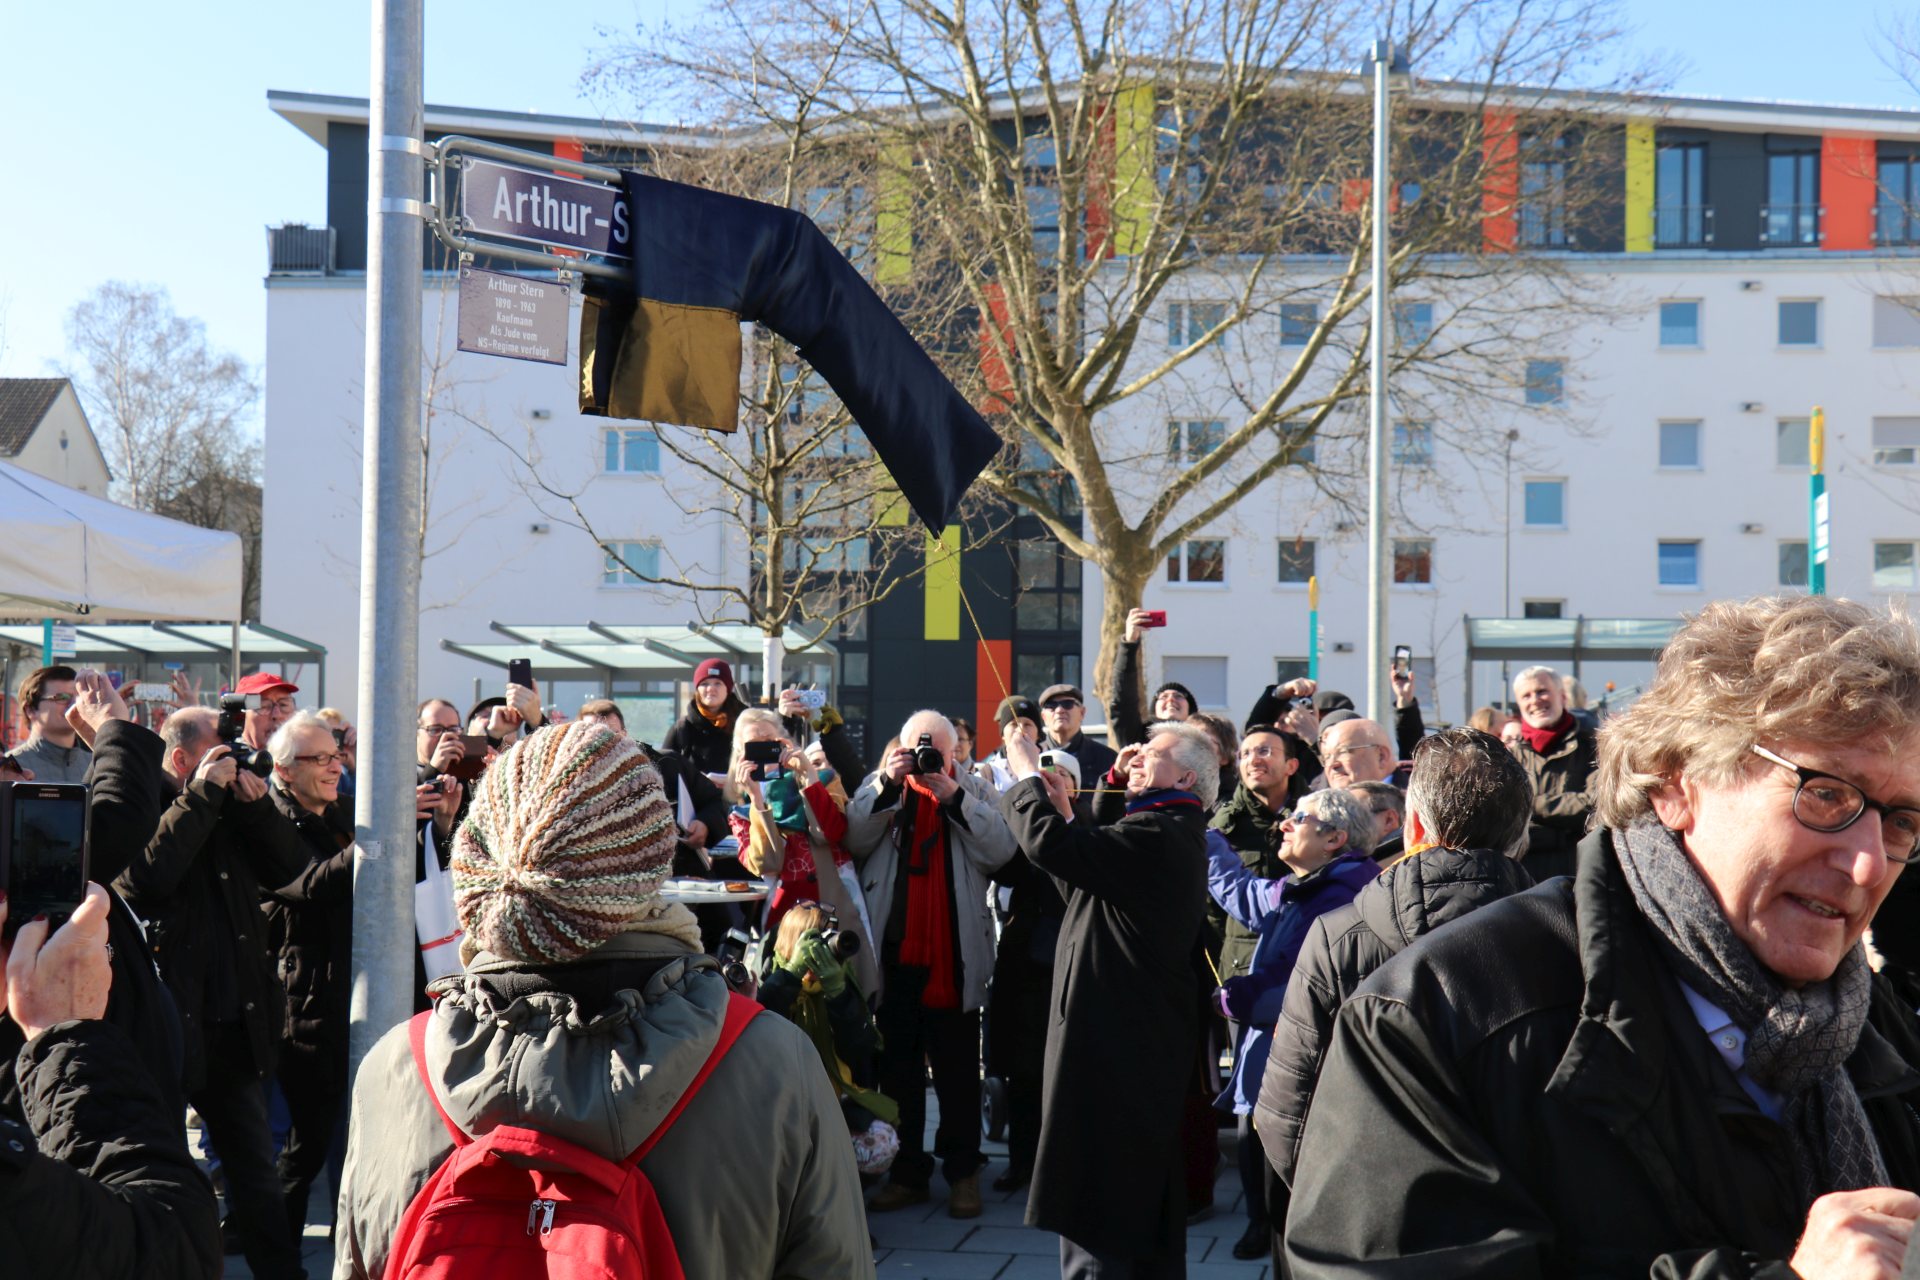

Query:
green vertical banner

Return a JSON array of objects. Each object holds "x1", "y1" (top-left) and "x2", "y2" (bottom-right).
[
  {"x1": 1308, "y1": 575, "x2": 1320, "y2": 681},
  {"x1": 1810, "y1": 407, "x2": 1827, "y2": 596}
]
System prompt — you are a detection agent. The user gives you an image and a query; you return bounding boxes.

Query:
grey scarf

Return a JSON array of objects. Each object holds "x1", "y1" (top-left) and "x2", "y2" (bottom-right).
[{"x1": 1614, "y1": 818, "x2": 1888, "y2": 1204}]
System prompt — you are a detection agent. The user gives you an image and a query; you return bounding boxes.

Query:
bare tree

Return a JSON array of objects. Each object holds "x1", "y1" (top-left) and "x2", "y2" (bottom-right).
[
  {"x1": 591, "y1": 0, "x2": 1657, "y2": 709},
  {"x1": 63, "y1": 281, "x2": 262, "y2": 613},
  {"x1": 478, "y1": 53, "x2": 1009, "y2": 690}
]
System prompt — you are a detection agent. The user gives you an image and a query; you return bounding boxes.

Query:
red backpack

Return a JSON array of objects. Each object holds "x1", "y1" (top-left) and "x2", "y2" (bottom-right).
[{"x1": 382, "y1": 993, "x2": 761, "y2": 1280}]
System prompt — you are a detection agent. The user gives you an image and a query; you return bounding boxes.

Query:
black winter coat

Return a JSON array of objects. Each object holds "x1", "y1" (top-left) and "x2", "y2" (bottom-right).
[
  {"x1": 115, "y1": 768, "x2": 325, "y2": 1094},
  {"x1": 1257, "y1": 845, "x2": 1533, "y2": 1188},
  {"x1": 661, "y1": 697, "x2": 747, "y2": 776},
  {"x1": 264, "y1": 789, "x2": 357, "y2": 1089},
  {"x1": 0, "y1": 1020, "x2": 220, "y2": 1280},
  {"x1": 986, "y1": 847, "x2": 1067, "y2": 1082},
  {"x1": 1285, "y1": 830, "x2": 1920, "y2": 1279},
  {"x1": 999, "y1": 779, "x2": 1207, "y2": 1256},
  {"x1": 1043, "y1": 729, "x2": 1116, "y2": 786},
  {"x1": 1512, "y1": 723, "x2": 1598, "y2": 881},
  {"x1": 0, "y1": 721, "x2": 185, "y2": 1118}
]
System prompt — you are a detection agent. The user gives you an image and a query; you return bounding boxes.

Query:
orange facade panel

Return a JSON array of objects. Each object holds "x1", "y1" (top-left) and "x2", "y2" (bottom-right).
[
  {"x1": 1482, "y1": 110, "x2": 1519, "y2": 253},
  {"x1": 1823, "y1": 135, "x2": 1876, "y2": 251},
  {"x1": 974, "y1": 639, "x2": 1013, "y2": 755},
  {"x1": 978, "y1": 282, "x2": 1015, "y2": 412}
]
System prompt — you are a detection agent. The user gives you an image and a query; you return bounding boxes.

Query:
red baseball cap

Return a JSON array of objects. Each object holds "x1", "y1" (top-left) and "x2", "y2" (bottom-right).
[{"x1": 234, "y1": 672, "x2": 299, "y2": 698}]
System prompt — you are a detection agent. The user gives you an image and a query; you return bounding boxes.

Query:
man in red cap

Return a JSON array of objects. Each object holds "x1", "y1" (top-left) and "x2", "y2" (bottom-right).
[
  {"x1": 662, "y1": 658, "x2": 747, "y2": 776},
  {"x1": 234, "y1": 672, "x2": 300, "y2": 755}
]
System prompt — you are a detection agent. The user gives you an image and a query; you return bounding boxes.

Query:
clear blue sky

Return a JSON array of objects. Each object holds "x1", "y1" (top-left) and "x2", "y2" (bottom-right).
[{"x1": 0, "y1": 0, "x2": 1899, "y2": 404}]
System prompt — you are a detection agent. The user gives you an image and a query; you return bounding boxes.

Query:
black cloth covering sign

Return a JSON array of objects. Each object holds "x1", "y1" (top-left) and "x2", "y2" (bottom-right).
[{"x1": 580, "y1": 171, "x2": 1002, "y2": 532}]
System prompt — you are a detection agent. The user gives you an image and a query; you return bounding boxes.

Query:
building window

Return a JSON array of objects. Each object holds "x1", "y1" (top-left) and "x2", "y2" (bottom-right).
[
  {"x1": 1168, "y1": 301, "x2": 1227, "y2": 348},
  {"x1": 602, "y1": 428, "x2": 660, "y2": 473},
  {"x1": 1764, "y1": 151, "x2": 1820, "y2": 246},
  {"x1": 1777, "y1": 417, "x2": 1812, "y2": 467},
  {"x1": 1167, "y1": 419, "x2": 1226, "y2": 462},
  {"x1": 1023, "y1": 135, "x2": 1061, "y2": 268},
  {"x1": 1654, "y1": 142, "x2": 1709, "y2": 246},
  {"x1": 1873, "y1": 296, "x2": 1920, "y2": 348},
  {"x1": 1657, "y1": 540, "x2": 1700, "y2": 588},
  {"x1": 1167, "y1": 539, "x2": 1227, "y2": 584},
  {"x1": 1393, "y1": 301, "x2": 1433, "y2": 347},
  {"x1": 1518, "y1": 135, "x2": 1570, "y2": 248},
  {"x1": 1523, "y1": 599, "x2": 1564, "y2": 619},
  {"x1": 1279, "y1": 420, "x2": 1317, "y2": 464},
  {"x1": 1876, "y1": 542, "x2": 1920, "y2": 592},
  {"x1": 1015, "y1": 539, "x2": 1082, "y2": 631},
  {"x1": 1392, "y1": 538, "x2": 1433, "y2": 585},
  {"x1": 1778, "y1": 300, "x2": 1821, "y2": 348},
  {"x1": 1279, "y1": 302, "x2": 1318, "y2": 347},
  {"x1": 1016, "y1": 653, "x2": 1081, "y2": 695},
  {"x1": 601, "y1": 540, "x2": 662, "y2": 585},
  {"x1": 1523, "y1": 479, "x2": 1567, "y2": 528},
  {"x1": 1779, "y1": 540, "x2": 1809, "y2": 588},
  {"x1": 1161, "y1": 656, "x2": 1228, "y2": 708},
  {"x1": 1391, "y1": 421, "x2": 1433, "y2": 468},
  {"x1": 1277, "y1": 537, "x2": 1315, "y2": 584},
  {"x1": 1659, "y1": 421, "x2": 1702, "y2": 469},
  {"x1": 1659, "y1": 300, "x2": 1701, "y2": 347},
  {"x1": 1873, "y1": 417, "x2": 1920, "y2": 468},
  {"x1": 1878, "y1": 155, "x2": 1920, "y2": 246},
  {"x1": 1524, "y1": 359, "x2": 1565, "y2": 406}
]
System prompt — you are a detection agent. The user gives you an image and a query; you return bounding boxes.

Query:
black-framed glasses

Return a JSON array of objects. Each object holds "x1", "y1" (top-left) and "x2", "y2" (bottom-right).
[
  {"x1": 292, "y1": 752, "x2": 346, "y2": 768},
  {"x1": 1750, "y1": 745, "x2": 1920, "y2": 863}
]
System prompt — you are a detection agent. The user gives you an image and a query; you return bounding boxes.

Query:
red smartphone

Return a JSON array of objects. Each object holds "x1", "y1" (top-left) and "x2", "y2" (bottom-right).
[{"x1": 1142, "y1": 610, "x2": 1167, "y2": 628}]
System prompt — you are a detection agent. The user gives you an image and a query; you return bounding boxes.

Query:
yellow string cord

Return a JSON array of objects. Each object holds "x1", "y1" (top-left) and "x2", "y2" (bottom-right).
[{"x1": 956, "y1": 578, "x2": 1011, "y2": 704}]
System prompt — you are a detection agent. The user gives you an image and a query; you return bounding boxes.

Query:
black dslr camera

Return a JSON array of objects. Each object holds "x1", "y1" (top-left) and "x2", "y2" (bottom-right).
[
  {"x1": 820, "y1": 926, "x2": 861, "y2": 960},
  {"x1": 910, "y1": 733, "x2": 944, "y2": 775},
  {"x1": 216, "y1": 694, "x2": 275, "y2": 777}
]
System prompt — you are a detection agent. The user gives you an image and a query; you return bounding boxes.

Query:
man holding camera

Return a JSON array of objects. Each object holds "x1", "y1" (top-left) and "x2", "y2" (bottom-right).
[
  {"x1": 845, "y1": 711, "x2": 1017, "y2": 1219},
  {"x1": 114, "y1": 703, "x2": 330, "y2": 1279},
  {"x1": 234, "y1": 672, "x2": 299, "y2": 754}
]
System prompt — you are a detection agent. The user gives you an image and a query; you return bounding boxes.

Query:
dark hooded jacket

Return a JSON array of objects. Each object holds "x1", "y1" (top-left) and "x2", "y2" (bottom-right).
[
  {"x1": 1256, "y1": 844, "x2": 1533, "y2": 1187},
  {"x1": 661, "y1": 694, "x2": 749, "y2": 776},
  {"x1": 1284, "y1": 830, "x2": 1920, "y2": 1279}
]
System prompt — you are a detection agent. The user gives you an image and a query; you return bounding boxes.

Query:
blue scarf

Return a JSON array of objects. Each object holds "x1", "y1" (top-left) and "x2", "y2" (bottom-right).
[{"x1": 1125, "y1": 788, "x2": 1203, "y2": 816}]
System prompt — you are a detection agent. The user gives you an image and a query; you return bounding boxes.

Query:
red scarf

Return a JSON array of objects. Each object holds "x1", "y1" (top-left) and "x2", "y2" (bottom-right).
[
  {"x1": 1519, "y1": 711, "x2": 1576, "y2": 755},
  {"x1": 898, "y1": 774, "x2": 960, "y2": 1009}
]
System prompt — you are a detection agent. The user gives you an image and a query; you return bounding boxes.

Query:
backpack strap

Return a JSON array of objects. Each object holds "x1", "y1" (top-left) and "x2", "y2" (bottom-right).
[
  {"x1": 627, "y1": 992, "x2": 760, "y2": 1164},
  {"x1": 408, "y1": 1010, "x2": 471, "y2": 1149}
]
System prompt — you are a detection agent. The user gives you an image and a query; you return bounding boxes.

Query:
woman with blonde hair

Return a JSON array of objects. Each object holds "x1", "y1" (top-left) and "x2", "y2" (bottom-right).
[
  {"x1": 760, "y1": 902, "x2": 899, "y2": 1178},
  {"x1": 727, "y1": 709, "x2": 879, "y2": 995}
]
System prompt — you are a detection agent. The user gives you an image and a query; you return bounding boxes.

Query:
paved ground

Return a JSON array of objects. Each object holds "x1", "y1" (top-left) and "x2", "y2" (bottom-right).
[{"x1": 219, "y1": 1096, "x2": 1273, "y2": 1279}]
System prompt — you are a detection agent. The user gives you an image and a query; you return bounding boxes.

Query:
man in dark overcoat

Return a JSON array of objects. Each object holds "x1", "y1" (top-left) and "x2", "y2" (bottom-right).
[{"x1": 999, "y1": 723, "x2": 1213, "y2": 1279}]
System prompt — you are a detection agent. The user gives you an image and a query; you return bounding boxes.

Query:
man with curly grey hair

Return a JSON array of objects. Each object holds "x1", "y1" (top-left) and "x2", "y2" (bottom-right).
[
  {"x1": 1288, "y1": 596, "x2": 1920, "y2": 1279},
  {"x1": 999, "y1": 722, "x2": 1211, "y2": 1278}
]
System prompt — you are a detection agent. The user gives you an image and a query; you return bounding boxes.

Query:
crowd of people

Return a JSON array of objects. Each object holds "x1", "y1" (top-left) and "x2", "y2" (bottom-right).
[{"x1": 6, "y1": 591, "x2": 1920, "y2": 1279}]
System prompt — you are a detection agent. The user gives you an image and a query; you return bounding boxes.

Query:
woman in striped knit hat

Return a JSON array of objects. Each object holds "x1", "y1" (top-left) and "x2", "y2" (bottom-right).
[{"x1": 331, "y1": 720, "x2": 872, "y2": 1279}]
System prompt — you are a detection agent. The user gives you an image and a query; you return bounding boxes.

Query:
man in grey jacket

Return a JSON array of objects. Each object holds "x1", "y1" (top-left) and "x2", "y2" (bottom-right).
[{"x1": 845, "y1": 709, "x2": 1017, "y2": 1219}]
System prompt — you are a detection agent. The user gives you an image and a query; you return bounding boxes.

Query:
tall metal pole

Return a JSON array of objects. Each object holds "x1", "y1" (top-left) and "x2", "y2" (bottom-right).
[
  {"x1": 1809, "y1": 406, "x2": 1828, "y2": 596},
  {"x1": 1364, "y1": 40, "x2": 1395, "y2": 724},
  {"x1": 351, "y1": 0, "x2": 425, "y2": 1078}
]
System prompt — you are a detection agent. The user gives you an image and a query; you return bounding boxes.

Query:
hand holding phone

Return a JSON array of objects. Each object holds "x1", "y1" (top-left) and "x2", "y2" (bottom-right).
[
  {"x1": 0, "y1": 783, "x2": 91, "y2": 941},
  {"x1": 0, "y1": 882, "x2": 112, "y2": 1040},
  {"x1": 1142, "y1": 610, "x2": 1167, "y2": 628}
]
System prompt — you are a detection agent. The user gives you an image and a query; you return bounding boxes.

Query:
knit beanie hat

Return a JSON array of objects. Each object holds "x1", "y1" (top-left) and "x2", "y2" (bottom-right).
[
  {"x1": 693, "y1": 658, "x2": 735, "y2": 693},
  {"x1": 452, "y1": 721, "x2": 679, "y2": 964}
]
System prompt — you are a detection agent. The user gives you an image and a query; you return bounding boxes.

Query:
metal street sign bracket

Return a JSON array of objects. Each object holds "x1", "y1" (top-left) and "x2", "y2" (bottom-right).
[{"x1": 427, "y1": 135, "x2": 630, "y2": 281}]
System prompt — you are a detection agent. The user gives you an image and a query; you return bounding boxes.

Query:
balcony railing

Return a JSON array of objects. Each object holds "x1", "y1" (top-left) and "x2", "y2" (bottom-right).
[
  {"x1": 267, "y1": 224, "x2": 335, "y2": 275},
  {"x1": 1653, "y1": 204, "x2": 1714, "y2": 248},
  {"x1": 1759, "y1": 204, "x2": 1823, "y2": 246}
]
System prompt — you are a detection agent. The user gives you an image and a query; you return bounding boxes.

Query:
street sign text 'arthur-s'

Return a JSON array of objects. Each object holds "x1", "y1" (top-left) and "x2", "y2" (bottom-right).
[{"x1": 460, "y1": 158, "x2": 631, "y2": 259}]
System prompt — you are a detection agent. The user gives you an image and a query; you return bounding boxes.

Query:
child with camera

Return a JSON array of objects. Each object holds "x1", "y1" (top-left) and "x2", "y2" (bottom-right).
[
  {"x1": 757, "y1": 902, "x2": 899, "y2": 1179},
  {"x1": 726, "y1": 709, "x2": 880, "y2": 996}
]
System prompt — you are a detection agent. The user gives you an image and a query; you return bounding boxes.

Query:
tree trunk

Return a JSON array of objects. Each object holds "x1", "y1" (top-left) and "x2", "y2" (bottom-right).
[{"x1": 1091, "y1": 564, "x2": 1150, "y2": 732}]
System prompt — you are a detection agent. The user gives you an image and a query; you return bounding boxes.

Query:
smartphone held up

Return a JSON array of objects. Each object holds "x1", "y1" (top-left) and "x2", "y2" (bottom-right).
[{"x1": 0, "y1": 782, "x2": 90, "y2": 940}]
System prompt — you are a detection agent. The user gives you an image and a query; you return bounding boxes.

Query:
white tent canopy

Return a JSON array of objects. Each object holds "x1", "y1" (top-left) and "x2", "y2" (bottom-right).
[{"x1": 0, "y1": 459, "x2": 243, "y2": 622}]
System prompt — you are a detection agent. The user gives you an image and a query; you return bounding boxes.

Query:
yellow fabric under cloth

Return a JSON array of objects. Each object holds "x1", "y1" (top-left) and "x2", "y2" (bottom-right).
[{"x1": 580, "y1": 294, "x2": 742, "y2": 431}]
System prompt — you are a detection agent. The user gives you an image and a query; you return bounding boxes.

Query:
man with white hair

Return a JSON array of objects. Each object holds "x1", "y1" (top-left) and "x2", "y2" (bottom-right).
[
  {"x1": 1508, "y1": 664, "x2": 1598, "y2": 881},
  {"x1": 998, "y1": 722, "x2": 1214, "y2": 1279},
  {"x1": 1317, "y1": 716, "x2": 1398, "y2": 791},
  {"x1": 845, "y1": 709, "x2": 1018, "y2": 1219}
]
